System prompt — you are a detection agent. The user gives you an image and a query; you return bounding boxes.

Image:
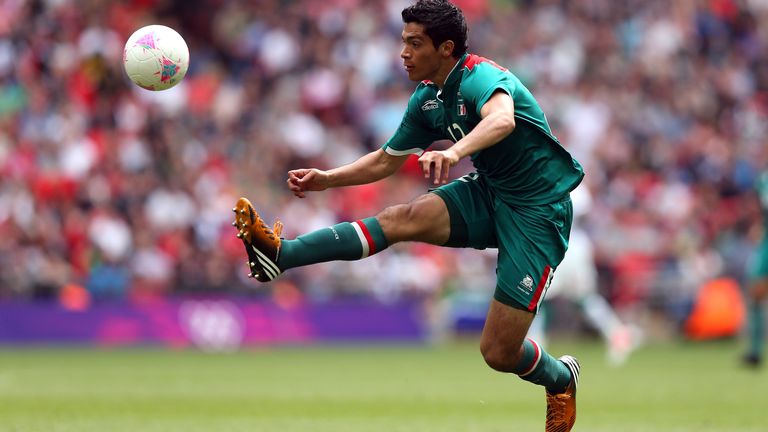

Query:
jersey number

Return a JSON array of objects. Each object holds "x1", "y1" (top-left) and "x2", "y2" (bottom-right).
[{"x1": 446, "y1": 123, "x2": 466, "y2": 142}]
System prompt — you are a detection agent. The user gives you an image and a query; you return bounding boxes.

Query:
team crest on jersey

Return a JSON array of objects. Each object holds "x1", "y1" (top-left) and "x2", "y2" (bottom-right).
[
  {"x1": 457, "y1": 92, "x2": 466, "y2": 116},
  {"x1": 421, "y1": 99, "x2": 439, "y2": 111}
]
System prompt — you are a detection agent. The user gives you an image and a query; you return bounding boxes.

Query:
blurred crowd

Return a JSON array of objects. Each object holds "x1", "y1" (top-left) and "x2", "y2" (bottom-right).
[{"x1": 1, "y1": 0, "x2": 767, "y2": 325}]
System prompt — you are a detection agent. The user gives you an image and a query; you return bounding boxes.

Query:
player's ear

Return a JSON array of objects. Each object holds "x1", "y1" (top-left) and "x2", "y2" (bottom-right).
[{"x1": 440, "y1": 40, "x2": 455, "y2": 58}]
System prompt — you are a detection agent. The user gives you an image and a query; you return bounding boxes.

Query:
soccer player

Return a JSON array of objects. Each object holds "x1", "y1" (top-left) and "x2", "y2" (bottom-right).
[
  {"x1": 743, "y1": 169, "x2": 768, "y2": 368},
  {"x1": 233, "y1": 1, "x2": 584, "y2": 429},
  {"x1": 527, "y1": 184, "x2": 643, "y2": 366}
]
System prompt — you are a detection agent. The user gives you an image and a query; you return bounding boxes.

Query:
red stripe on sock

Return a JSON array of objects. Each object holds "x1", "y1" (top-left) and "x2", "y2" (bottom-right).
[
  {"x1": 527, "y1": 266, "x2": 552, "y2": 311},
  {"x1": 520, "y1": 338, "x2": 541, "y2": 376},
  {"x1": 355, "y1": 219, "x2": 376, "y2": 255}
]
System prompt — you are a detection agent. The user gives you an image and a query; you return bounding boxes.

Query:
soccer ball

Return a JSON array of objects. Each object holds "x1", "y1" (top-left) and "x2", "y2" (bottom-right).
[{"x1": 123, "y1": 25, "x2": 189, "y2": 91}]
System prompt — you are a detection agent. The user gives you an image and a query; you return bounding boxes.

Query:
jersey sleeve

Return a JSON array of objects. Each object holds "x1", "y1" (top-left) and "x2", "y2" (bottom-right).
[
  {"x1": 460, "y1": 63, "x2": 518, "y2": 117},
  {"x1": 382, "y1": 90, "x2": 442, "y2": 156}
]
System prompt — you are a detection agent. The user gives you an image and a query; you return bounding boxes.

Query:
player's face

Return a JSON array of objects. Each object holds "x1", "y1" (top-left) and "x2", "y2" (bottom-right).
[{"x1": 400, "y1": 23, "x2": 442, "y2": 82}]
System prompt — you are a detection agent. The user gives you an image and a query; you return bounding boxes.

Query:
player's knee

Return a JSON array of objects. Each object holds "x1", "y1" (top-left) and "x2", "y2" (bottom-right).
[
  {"x1": 378, "y1": 203, "x2": 427, "y2": 240},
  {"x1": 480, "y1": 343, "x2": 523, "y2": 373}
]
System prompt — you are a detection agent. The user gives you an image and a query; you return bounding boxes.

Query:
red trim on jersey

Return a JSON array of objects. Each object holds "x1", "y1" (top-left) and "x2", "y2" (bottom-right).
[
  {"x1": 527, "y1": 266, "x2": 552, "y2": 311},
  {"x1": 462, "y1": 54, "x2": 508, "y2": 72},
  {"x1": 356, "y1": 219, "x2": 376, "y2": 255},
  {"x1": 421, "y1": 80, "x2": 433, "y2": 85}
]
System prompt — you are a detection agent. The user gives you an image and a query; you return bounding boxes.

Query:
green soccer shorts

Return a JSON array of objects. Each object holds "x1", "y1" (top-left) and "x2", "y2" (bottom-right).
[{"x1": 431, "y1": 173, "x2": 573, "y2": 313}]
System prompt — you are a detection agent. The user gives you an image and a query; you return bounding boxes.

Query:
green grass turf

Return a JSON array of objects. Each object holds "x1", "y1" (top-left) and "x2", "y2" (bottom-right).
[{"x1": 0, "y1": 339, "x2": 763, "y2": 431}]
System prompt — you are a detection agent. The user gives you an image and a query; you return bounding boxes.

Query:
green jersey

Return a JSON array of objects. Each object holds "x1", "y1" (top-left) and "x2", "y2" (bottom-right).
[{"x1": 383, "y1": 53, "x2": 584, "y2": 205}]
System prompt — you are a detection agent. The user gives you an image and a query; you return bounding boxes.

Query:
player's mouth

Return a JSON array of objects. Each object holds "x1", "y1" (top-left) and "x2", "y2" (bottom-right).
[{"x1": 404, "y1": 64, "x2": 415, "y2": 72}]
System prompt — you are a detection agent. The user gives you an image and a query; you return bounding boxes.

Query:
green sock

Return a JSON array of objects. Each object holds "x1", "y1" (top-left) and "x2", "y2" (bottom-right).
[
  {"x1": 277, "y1": 217, "x2": 389, "y2": 270},
  {"x1": 747, "y1": 301, "x2": 764, "y2": 357},
  {"x1": 514, "y1": 338, "x2": 573, "y2": 394}
]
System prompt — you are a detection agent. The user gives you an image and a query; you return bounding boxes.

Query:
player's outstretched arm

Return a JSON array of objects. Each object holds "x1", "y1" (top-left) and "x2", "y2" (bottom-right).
[{"x1": 287, "y1": 149, "x2": 409, "y2": 198}]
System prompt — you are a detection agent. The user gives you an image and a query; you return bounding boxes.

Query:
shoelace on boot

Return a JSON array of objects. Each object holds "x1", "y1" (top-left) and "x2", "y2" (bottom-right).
[
  {"x1": 260, "y1": 220, "x2": 283, "y2": 240},
  {"x1": 546, "y1": 393, "x2": 569, "y2": 424},
  {"x1": 250, "y1": 204, "x2": 282, "y2": 242}
]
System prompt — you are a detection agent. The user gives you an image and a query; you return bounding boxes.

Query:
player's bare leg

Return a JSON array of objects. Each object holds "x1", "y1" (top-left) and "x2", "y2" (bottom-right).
[
  {"x1": 232, "y1": 193, "x2": 450, "y2": 281},
  {"x1": 480, "y1": 300, "x2": 534, "y2": 371},
  {"x1": 375, "y1": 193, "x2": 450, "y2": 245},
  {"x1": 481, "y1": 299, "x2": 580, "y2": 432}
]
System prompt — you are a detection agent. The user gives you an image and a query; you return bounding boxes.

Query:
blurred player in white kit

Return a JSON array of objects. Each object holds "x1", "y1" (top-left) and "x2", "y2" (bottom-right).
[{"x1": 527, "y1": 184, "x2": 643, "y2": 366}]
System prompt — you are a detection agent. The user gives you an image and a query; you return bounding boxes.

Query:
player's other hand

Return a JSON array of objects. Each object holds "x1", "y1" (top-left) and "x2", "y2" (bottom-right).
[
  {"x1": 418, "y1": 149, "x2": 460, "y2": 185},
  {"x1": 287, "y1": 168, "x2": 330, "y2": 198}
]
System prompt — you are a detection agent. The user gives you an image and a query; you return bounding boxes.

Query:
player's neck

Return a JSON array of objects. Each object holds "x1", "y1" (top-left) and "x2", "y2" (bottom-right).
[{"x1": 432, "y1": 56, "x2": 463, "y2": 88}]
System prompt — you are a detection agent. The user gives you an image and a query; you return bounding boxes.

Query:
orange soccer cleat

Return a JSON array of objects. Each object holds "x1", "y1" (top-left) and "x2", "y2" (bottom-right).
[
  {"x1": 232, "y1": 197, "x2": 283, "y2": 282},
  {"x1": 545, "y1": 355, "x2": 580, "y2": 432}
]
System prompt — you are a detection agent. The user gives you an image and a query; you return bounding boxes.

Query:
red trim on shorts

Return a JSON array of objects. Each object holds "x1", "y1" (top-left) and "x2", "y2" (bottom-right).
[
  {"x1": 356, "y1": 219, "x2": 376, "y2": 255},
  {"x1": 527, "y1": 266, "x2": 552, "y2": 311}
]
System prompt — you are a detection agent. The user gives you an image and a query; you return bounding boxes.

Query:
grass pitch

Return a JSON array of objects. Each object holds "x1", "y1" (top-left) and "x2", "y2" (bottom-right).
[{"x1": 0, "y1": 339, "x2": 763, "y2": 431}]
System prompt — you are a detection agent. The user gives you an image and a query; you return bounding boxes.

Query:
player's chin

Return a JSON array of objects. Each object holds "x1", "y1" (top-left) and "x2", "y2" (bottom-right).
[{"x1": 405, "y1": 68, "x2": 421, "y2": 81}]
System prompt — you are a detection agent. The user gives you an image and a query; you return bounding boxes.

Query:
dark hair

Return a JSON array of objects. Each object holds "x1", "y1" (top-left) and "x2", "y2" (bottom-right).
[{"x1": 402, "y1": 0, "x2": 468, "y2": 58}]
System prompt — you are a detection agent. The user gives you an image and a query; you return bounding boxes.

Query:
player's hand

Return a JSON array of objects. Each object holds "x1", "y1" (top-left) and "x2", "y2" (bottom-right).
[
  {"x1": 287, "y1": 168, "x2": 330, "y2": 198},
  {"x1": 418, "y1": 149, "x2": 460, "y2": 185}
]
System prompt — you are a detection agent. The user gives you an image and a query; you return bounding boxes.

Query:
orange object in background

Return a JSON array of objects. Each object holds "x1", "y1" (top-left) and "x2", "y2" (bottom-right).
[
  {"x1": 684, "y1": 278, "x2": 745, "y2": 340},
  {"x1": 59, "y1": 283, "x2": 91, "y2": 312}
]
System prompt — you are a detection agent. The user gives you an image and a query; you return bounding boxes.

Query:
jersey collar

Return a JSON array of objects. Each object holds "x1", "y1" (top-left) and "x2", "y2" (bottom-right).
[
  {"x1": 436, "y1": 53, "x2": 468, "y2": 100},
  {"x1": 444, "y1": 53, "x2": 469, "y2": 88}
]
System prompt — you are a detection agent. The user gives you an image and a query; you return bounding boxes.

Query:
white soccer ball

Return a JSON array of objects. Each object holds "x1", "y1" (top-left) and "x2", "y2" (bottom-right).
[{"x1": 123, "y1": 25, "x2": 189, "y2": 91}]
